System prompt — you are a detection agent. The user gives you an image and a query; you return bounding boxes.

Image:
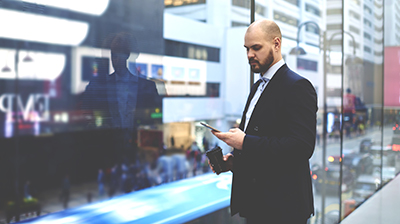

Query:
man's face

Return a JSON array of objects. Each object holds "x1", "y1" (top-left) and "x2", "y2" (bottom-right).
[
  {"x1": 244, "y1": 28, "x2": 274, "y2": 74},
  {"x1": 111, "y1": 51, "x2": 129, "y2": 72}
]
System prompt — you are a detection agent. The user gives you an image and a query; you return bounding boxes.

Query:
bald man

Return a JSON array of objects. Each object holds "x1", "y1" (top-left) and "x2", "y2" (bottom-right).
[{"x1": 211, "y1": 19, "x2": 317, "y2": 223}]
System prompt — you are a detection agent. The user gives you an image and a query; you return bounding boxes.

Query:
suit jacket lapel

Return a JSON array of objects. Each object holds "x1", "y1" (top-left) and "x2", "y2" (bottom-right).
[
  {"x1": 106, "y1": 73, "x2": 121, "y2": 128},
  {"x1": 239, "y1": 79, "x2": 262, "y2": 131},
  {"x1": 240, "y1": 64, "x2": 288, "y2": 131},
  {"x1": 255, "y1": 64, "x2": 288, "y2": 104}
]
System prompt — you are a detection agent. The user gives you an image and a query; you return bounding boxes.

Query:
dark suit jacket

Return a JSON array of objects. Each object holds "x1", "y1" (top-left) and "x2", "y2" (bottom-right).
[
  {"x1": 231, "y1": 64, "x2": 317, "y2": 220},
  {"x1": 81, "y1": 71, "x2": 162, "y2": 133}
]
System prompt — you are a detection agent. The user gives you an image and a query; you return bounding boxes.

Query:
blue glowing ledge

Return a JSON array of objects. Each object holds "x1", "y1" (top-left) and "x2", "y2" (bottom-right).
[{"x1": 18, "y1": 172, "x2": 232, "y2": 224}]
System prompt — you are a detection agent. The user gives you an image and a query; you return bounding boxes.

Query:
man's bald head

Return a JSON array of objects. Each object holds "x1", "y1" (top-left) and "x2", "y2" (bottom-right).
[
  {"x1": 244, "y1": 19, "x2": 283, "y2": 73},
  {"x1": 247, "y1": 19, "x2": 282, "y2": 42}
]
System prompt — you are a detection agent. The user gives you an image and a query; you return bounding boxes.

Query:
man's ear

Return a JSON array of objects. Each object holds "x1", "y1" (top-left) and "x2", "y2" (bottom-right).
[{"x1": 274, "y1": 37, "x2": 281, "y2": 50}]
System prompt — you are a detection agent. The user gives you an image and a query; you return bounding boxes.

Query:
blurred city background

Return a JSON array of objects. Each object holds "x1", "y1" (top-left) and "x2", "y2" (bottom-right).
[{"x1": 0, "y1": 0, "x2": 399, "y2": 223}]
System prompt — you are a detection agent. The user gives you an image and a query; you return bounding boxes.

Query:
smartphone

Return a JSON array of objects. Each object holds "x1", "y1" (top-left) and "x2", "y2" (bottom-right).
[{"x1": 200, "y1": 122, "x2": 221, "y2": 132}]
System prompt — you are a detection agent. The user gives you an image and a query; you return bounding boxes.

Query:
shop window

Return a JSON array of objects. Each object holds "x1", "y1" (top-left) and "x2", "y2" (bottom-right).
[
  {"x1": 283, "y1": 0, "x2": 299, "y2": 7},
  {"x1": 306, "y1": 3, "x2": 320, "y2": 17},
  {"x1": 273, "y1": 10, "x2": 298, "y2": 27},
  {"x1": 165, "y1": 40, "x2": 220, "y2": 62},
  {"x1": 297, "y1": 58, "x2": 318, "y2": 72}
]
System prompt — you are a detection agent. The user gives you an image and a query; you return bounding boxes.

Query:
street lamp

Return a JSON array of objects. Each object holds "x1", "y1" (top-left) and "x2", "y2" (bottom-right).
[
  {"x1": 289, "y1": 21, "x2": 321, "y2": 56},
  {"x1": 290, "y1": 21, "x2": 360, "y2": 223},
  {"x1": 327, "y1": 31, "x2": 362, "y2": 66}
]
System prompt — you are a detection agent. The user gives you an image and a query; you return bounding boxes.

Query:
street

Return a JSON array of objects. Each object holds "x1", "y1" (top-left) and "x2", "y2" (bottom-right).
[
  {"x1": 309, "y1": 125, "x2": 397, "y2": 224},
  {"x1": 311, "y1": 126, "x2": 393, "y2": 167}
]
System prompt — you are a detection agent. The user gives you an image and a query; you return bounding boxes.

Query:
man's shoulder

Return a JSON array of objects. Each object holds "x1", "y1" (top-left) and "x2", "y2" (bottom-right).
[
  {"x1": 138, "y1": 75, "x2": 158, "y2": 87},
  {"x1": 276, "y1": 65, "x2": 306, "y2": 83},
  {"x1": 282, "y1": 65, "x2": 305, "y2": 80},
  {"x1": 276, "y1": 65, "x2": 315, "y2": 92},
  {"x1": 285, "y1": 65, "x2": 315, "y2": 85}
]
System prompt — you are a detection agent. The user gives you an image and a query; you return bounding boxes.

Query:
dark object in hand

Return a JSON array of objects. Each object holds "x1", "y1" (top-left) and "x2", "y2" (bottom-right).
[{"x1": 206, "y1": 146, "x2": 226, "y2": 174}]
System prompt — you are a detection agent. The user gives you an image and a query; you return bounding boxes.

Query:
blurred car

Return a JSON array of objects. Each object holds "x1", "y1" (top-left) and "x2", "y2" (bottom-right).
[
  {"x1": 392, "y1": 118, "x2": 400, "y2": 135},
  {"x1": 327, "y1": 149, "x2": 373, "y2": 177},
  {"x1": 344, "y1": 152, "x2": 373, "y2": 176},
  {"x1": 353, "y1": 174, "x2": 380, "y2": 204},
  {"x1": 359, "y1": 138, "x2": 373, "y2": 154},
  {"x1": 373, "y1": 166, "x2": 397, "y2": 184},
  {"x1": 311, "y1": 163, "x2": 355, "y2": 194},
  {"x1": 382, "y1": 167, "x2": 397, "y2": 183},
  {"x1": 369, "y1": 143, "x2": 396, "y2": 167}
]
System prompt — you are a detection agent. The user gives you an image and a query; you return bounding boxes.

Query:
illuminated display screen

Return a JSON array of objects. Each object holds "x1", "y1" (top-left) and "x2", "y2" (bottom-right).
[{"x1": 81, "y1": 57, "x2": 109, "y2": 82}]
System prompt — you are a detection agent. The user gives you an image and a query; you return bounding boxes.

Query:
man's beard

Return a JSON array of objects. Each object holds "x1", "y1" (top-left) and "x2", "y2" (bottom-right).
[{"x1": 249, "y1": 49, "x2": 274, "y2": 73}]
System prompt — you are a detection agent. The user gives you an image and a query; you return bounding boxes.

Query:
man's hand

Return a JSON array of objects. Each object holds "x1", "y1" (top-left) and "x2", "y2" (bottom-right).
[
  {"x1": 208, "y1": 153, "x2": 234, "y2": 174},
  {"x1": 212, "y1": 128, "x2": 245, "y2": 150}
]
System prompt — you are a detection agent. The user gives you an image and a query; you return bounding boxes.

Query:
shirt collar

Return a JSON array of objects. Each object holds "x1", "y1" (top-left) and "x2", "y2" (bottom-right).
[
  {"x1": 115, "y1": 70, "x2": 138, "y2": 82},
  {"x1": 260, "y1": 59, "x2": 285, "y2": 80}
]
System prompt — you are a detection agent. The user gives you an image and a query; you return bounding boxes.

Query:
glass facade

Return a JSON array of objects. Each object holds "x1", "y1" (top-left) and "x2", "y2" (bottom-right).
[{"x1": 0, "y1": 0, "x2": 398, "y2": 223}]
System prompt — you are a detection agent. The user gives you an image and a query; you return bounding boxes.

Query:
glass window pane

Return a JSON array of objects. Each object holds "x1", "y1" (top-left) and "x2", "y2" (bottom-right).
[{"x1": 0, "y1": 0, "x2": 250, "y2": 223}]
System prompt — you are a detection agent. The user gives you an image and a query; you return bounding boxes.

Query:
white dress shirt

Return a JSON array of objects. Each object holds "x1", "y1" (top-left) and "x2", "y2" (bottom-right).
[
  {"x1": 244, "y1": 59, "x2": 285, "y2": 131},
  {"x1": 115, "y1": 70, "x2": 138, "y2": 129}
]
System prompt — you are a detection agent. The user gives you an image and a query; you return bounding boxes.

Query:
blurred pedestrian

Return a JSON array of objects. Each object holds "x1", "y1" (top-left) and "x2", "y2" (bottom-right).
[
  {"x1": 108, "y1": 164, "x2": 118, "y2": 198},
  {"x1": 24, "y1": 180, "x2": 32, "y2": 199},
  {"x1": 97, "y1": 169, "x2": 105, "y2": 196},
  {"x1": 120, "y1": 163, "x2": 131, "y2": 193},
  {"x1": 60, "y1": 175, "x2": 70, "y2": 209},
  {"x1": 172, "y1": 152, "x2": 187, "y2": 180},
  {"x1": 188, "y1": 141, "x2": 202, "y2": 176},
  {"x1": 202, "y1": 136, "x2": 210, "y2": 152},
  {"x1": 156, "y1": 151, "x2": 173, "y2": 184}
]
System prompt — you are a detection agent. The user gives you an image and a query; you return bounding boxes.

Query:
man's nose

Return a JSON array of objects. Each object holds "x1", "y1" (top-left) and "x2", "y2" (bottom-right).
[{"x1": 247, "y1": 50, "x2": 255, "y2": 59}]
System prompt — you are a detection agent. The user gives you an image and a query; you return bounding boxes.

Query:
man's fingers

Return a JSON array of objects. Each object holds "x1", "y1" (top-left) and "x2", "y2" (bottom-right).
[
  {"x1": 208, "y1": 160, "x2": 216, "y2": 173},
  {"x1": 223, "y1": 154, "x2": 232, "y2": 161},
  {"x1": 212, "y1": 131, "x2": 227, "y2": 140}
]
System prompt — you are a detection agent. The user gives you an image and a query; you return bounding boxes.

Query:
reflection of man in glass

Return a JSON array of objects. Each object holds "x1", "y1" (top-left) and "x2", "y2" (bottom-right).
[{"x1": 82, "y1": 31, "x2": 162, "y2": 163}]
